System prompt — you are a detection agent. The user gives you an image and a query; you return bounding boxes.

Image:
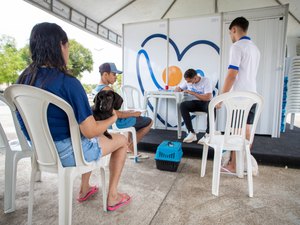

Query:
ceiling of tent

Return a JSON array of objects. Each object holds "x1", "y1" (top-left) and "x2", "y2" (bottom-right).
[{"x1": 25, "y1": 0, "x2": 300, "y2": 46}]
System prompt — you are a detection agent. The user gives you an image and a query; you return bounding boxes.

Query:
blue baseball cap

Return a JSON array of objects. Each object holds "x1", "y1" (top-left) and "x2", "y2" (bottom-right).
[{"x1": 99, "y1": 62, "x2": 122, "y2": 74}]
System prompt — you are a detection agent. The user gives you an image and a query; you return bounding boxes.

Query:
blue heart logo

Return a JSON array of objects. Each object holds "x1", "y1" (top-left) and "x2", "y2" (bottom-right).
[{"x1": 136, "y1": 33, "x2": 220, "y2": 127}]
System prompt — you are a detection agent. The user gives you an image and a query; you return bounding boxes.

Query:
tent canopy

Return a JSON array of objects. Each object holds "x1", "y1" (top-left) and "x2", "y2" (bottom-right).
[{"x1": 25, "y1": 0, "x2": 300, "y2": 46}]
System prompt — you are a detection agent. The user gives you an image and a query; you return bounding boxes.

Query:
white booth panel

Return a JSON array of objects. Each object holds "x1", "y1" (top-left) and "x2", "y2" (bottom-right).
[
  {"x1": 123, "y1": 5, "x2": 288, "y2": 137},
  {"x1": 169, "y1": 15, "x2": 221, "y2": 88}
]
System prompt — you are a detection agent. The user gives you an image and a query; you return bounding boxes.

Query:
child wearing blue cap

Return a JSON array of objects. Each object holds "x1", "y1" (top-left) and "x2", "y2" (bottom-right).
[{"x1": 94, "y1": 62, "x2": 153, "y2": 159}]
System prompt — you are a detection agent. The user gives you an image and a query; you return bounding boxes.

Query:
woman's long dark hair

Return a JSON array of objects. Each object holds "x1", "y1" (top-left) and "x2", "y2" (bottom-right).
[{"x1": 17, "y1": 22, "x2": 69, "y2": 85}]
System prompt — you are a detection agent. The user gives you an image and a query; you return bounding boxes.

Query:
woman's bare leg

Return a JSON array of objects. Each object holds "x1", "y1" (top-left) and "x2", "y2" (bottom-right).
[
  {"x1": 99, "y1": 133, "x2": 129, "y2": 206},
  {"x1": 78, "y1": 172, "x2": 93, "y2": 198}
]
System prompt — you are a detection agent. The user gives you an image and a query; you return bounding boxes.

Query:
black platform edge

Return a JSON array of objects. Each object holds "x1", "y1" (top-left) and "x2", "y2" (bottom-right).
[{"x1": 138, "y1": 125, "x2": 300, "y2": 169}]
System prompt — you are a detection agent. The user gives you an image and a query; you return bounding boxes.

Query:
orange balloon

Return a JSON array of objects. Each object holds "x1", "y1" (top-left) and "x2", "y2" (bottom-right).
[{"x1": 162, "y1": 66, "x2": 183, "y2": 86}]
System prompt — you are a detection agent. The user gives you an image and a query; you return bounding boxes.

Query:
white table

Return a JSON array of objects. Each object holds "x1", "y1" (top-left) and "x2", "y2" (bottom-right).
[{"x1": 143, "y1": 90, "x2": 185, "y2": 139}]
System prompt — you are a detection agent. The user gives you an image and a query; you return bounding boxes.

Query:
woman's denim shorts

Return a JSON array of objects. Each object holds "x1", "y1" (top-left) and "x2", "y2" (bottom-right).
[{"x1": 54, "y1": 136, "x2": 102, "y2": 167}]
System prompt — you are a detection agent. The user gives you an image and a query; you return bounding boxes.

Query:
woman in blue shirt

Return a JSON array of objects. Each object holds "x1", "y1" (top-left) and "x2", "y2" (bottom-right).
[{"x1": 17, "y1": 22, "x2": 130, "y2": 211}]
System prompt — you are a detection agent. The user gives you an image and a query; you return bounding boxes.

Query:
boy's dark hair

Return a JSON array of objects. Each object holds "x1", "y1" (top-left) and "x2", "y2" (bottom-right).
[
  {"x1": 229, "y1": 17, "x2": 249, "y2": 32},
  {"x1": 184, "y1": 69, "x2": 197, "y2": 79}
]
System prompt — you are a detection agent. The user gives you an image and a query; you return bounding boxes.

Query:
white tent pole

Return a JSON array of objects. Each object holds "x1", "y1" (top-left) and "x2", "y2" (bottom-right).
[{"x1": 166, "y1": 19, "x2": 170, "y2": 90}]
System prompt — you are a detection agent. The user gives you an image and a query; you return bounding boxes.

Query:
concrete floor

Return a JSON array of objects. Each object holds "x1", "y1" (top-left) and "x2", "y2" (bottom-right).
[
  {"x1": 0, "y1": 151, "x2": 300, "y2": 225},
  {"x1": 1, "y1": 103, "x2": 300, "y2": 225}
]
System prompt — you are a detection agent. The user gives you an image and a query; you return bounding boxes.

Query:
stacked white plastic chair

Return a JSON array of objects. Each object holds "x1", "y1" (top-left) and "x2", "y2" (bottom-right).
[
  {"x1": 4, "y1": 85, "x2": 109, "y2": 225},
  {"x1": 286, "y1": 56, "x2": 300, "y2": 129},
  {"x1": 0, "y1": 94, "x2": 41, "y2": 213},
  {"x1": 200, "y1": 91, "x2": 263, "y2": 197}
]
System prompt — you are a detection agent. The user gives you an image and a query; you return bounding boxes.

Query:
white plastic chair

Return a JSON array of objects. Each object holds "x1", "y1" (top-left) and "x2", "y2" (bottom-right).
[
  {"x1": 200, "y1": 91, "x2": 263, "y2": 197},
  {"x1": 121, "y1": 85, "x2": 147, "y2": 115},
  {"x1": 112, "y1": 85, "x2": 147, "y2": 162},
  {"x1": 4, "y1": 84, "x2": 108, "y2": 225},
  {"x1": 0, "y1": 94, "x2": 41, "y2": 213},
  {"x1": 112, "y1": 123, "x2": 138, "y2": 162},
  {"x1": 191, "y1": 87, "x2": 219, "y2": 133}
]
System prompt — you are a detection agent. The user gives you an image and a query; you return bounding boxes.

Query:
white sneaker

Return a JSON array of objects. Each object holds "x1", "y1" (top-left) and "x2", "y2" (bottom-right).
[
  {"x1": 197, "y1": 133, "x2": 209, "y2": 144},
  {"x1": 198, "y1": 131, "x2": 222, "y2": 145},
  {"x1": 183, "y1": 132, "x2": 197, "y2": 143}
]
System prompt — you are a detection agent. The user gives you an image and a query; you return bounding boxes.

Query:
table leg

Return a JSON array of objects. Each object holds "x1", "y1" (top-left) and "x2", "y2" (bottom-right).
[
  {"x1": 165, "y1": 99, "x2": 168, "y2": 130},
  {"x1": 153, "y1": 97, "x2": 158, "y2": 129},
  {"x1": 177, "y1": 101, "x2": 182, "y2": 139}
]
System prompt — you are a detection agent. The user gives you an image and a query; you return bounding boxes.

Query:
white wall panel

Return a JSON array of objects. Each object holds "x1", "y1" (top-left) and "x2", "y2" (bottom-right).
[
  {"x1": 169, "y1": 15, "x2": 221, "y2": 87},
  {"x1": 123, "y1": 20, "x2": 169, "y2": 127},
  {"x1": 123, "y1": 5, "x2": 288, "y2": 136},
  {"x1": 123, "y1": 16, "x2": 221, "y2": 130}
]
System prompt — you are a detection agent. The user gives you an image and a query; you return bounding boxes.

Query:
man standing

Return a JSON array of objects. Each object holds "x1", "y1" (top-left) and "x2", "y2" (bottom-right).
[
  {"x1": 221, "y1": 17, "x2": 260, "y2": 173},
  {"x1": 175, "y1": 69, "x2": 212, "y2": 143}
]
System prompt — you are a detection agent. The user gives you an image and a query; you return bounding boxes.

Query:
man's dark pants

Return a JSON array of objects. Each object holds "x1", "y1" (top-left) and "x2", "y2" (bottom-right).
[{"x1": 180, "y1": 100, "x2": 212, "y2": 134}]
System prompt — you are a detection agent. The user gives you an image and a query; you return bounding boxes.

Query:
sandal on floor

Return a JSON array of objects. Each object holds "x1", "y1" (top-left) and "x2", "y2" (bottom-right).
[
  {"x1": 77, "y1": 186, "x2": 98, "y2": 203},
  {"x1": 128, "y1": 153, "x2": 149, "y2": 159},
  {"x1": 221, "y1": 167, "x2": 236, "y2": 176},
  {"x1": 107, "y1": 194, "x2": 131, "y2": 211}
]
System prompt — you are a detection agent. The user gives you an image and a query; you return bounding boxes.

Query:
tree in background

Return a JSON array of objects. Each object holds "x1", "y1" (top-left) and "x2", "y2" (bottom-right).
[
  {"x1": 20, "y1": 39, "x2": 93, "y2": 79},
  {"x1": 0, "y1": 35, "x2": 26, "y2": 84},
  {"x1": 0, "y1": 37, "x2": 94, "y2": 85},
  {"x1": 19, "y1": 44, "x2": 31, "y2": 66},
  {"x1": 68, "y1": 39, "x2": 93, "y2": 79},
  {"x1": 82, "y1": 83, "x2": 97, "y2": 94}
]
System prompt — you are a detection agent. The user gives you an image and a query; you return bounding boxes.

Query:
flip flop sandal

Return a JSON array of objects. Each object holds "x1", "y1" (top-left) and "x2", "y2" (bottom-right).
[
  {"x1": 220, "y1": 167, "x2": 236, "y2": 176},
  {"x1": 128, "y1": 153, "x2": 140, "y2": 159},
  {"x1": 137, "y1": 153, "x2": 149, "y2": 159},
  {"x1": 128, "y1": 153, "x2": 149, "y2": 159},
  {"x1": 107, "y1": 194, "x2": 131, "y2": 211},
  {"x1": 77, "y1": 186, "x2": 99, "y2": 203}
]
